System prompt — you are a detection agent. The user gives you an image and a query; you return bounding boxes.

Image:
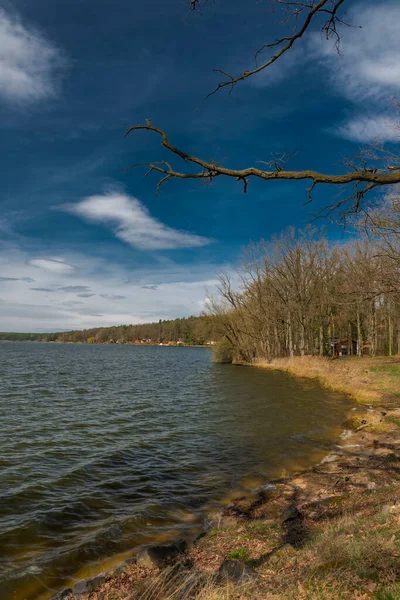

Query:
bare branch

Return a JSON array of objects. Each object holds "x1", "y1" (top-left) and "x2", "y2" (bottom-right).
[
  {"x1": 206, "y1": 0, "x2": 349, "y2": 97},
  {"x1": 126, "y1": 122, "x2": 400, "y2": 205}
]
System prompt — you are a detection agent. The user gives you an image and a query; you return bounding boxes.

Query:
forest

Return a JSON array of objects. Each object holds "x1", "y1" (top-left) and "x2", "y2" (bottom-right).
[
  {"x1": 0, "y1": 315, "x2": 216, "y2": 345},
  {"x1": 210, "y1": 198, "x2": 400, "y2": 363}
]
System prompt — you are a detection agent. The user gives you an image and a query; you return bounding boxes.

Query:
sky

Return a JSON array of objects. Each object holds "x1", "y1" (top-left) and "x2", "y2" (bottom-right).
[{"x1": 0, "y1": 0, "x2": 399, "y2": 332}]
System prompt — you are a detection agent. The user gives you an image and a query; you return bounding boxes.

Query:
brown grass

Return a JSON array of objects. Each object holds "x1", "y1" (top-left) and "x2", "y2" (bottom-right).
[{"x1": 253, "y1": 355, "x2": 400, "y2": 405}]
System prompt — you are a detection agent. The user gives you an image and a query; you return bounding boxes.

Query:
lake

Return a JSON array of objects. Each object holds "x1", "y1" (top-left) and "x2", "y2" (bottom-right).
[{"x1": 0, "y1": 342, "x2": 351, "y2": 599}]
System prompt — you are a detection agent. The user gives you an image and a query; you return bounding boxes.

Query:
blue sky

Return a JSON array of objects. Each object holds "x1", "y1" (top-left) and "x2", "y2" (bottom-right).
[{"x1": 0, "y1": 0, "x2": 399, "y2": 331}]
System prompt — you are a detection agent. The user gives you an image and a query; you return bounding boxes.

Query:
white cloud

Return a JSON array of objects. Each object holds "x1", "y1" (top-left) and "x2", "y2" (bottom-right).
[
  {"x1": 0, "y1": 248, "x2": 223, "y2": 331},
  {"x1": 335, "y1": 114, "x2": 400, "y2": 143},
  {"x1": 63, "y1": 193, "x2": 212, "y2": 250},
  {"x1": 29, "y1": 258, "x2": 75, "y2": 274},
  {"x1": 310, "y1": 2, "x2": 400, "y2": 142},
  {"x1": 311, "y1": 3, "x2": 400, "y2": 103},
  {"x1": 0, "y1": 9, "x2": 64, "y2": 103}
]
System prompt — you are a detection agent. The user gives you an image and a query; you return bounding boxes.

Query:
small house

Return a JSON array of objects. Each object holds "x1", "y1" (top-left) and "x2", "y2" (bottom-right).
[{"x1": 330, "y1": 337, "x2": 358, "y2": 356}]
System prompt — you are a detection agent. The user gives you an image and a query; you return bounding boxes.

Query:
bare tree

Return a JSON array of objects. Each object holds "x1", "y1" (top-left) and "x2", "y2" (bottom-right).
[{"x1": 210, "y1": 226, "x2": 400, "y2": 362}]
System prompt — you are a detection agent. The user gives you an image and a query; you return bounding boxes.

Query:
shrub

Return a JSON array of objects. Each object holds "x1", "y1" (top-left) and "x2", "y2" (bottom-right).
[{"x1": 212, "y1": 337, "x2": 234, "y2": 363}]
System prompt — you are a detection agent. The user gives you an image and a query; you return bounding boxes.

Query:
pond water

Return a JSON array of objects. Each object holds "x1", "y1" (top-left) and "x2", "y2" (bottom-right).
[{"x1": 0, "y1": 342, "x2": 352, "y2": 599}]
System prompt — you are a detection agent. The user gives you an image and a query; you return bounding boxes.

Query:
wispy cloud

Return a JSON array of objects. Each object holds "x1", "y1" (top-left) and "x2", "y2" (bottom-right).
[
  {"x1": 62, "y1": 192, "x2": 213, "y2": 250},
  {"x1": 0, "y1": 9, "x2": 65, "y2": 103},
  {"x1": 335, "y1": 115, "x2": 400, "y2": 143},
  {"x1": 311, "y1": 3, "x2": 400, "y2": 104},
  {"x1": 0, "y1": 276, "x2": 34, "y2": 282},
  {"x1": 100, "y1": 294, "x2": 126, "y2": 300},
  {"x1": 0, "y1": 247, "x2": 223, "y2": 331},
  {"x1": 59, "y1": 285, "x2": 91, "y2": 293},
  {"x1": 28, "y1": 258, "x2": 74, "y2": 274},
  {"x1": 311, "y1": 2, "x2": 400, "y2": 142}
]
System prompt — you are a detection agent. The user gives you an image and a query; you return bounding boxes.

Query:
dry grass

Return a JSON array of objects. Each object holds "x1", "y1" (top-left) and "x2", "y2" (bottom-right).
[
  {"x1": 133, "y1": 568, "x2": 252, "y2": 600},
  {"x1": 253, "y1": 355, "x2": 400, "y2": 405}
]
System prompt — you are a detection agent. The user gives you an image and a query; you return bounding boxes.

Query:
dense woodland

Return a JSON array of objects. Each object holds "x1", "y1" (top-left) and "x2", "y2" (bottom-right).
[
  {"x1": 0, "y1": 316, "x2": 216, "y2": 345},
  {"x1": 210, "y1": 198, "x2": 400, "y2": 363}
]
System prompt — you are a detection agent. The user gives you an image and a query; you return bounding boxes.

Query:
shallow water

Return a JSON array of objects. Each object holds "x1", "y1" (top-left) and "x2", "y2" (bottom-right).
[{"x1": 0, "y1": 342, "x2": 351, "y2": 599}]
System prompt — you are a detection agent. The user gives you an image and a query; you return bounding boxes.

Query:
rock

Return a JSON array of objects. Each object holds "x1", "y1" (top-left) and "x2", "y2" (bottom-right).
[
  {"x1": 367, "y1": 481, "x2": 377, "y2": 491},
  {"x1": 53, "y1": 590, "x2": 73, "y2": 600},
  {"x1": 136, "y1": 549, "x2": 156, "y2": 569},
  {"x1": 110, "y1": 561, "x2": 130, "y2": 576},
  {"x1": 321, "y1": 453, "x2": 341, "y2": 464},
  {"x1": 72, "y1": 575, "x2": 106, "y2": 598},
  {"x1": 137, "y1": 540, "x2": 187, "y2": 568},
  {"x1": 282, "y1": 506, "x2": 301, "y2": 522},
  {"x1": 216, "y1": 559, "x2": 255, "y2": 585}
]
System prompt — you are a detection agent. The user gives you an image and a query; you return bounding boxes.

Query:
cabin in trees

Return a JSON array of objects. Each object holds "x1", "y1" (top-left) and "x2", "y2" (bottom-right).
[{"x1": 330, "y1": 337, "x2": 358, "y2": 356}]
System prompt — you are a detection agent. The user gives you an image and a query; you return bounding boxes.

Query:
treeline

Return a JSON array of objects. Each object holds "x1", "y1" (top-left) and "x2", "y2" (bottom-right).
[
  {"x1": 0, "y1": 332, "x2": 44, "y2": 341},
  {"x1": 0, "y1": 316, "x2": 217, "y2": 345},
  {"x1": 210, "y1": 224, "x2": 400, "y2": 363}
]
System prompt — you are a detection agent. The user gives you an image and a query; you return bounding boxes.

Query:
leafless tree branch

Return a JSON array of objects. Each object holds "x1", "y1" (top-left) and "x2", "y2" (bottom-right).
[
  {"x1": 125, "y1": 122, "x2": 400, "y2": 205},
  {"x1": 205, "y1": 0, "x2": 350, "y2": 98}
]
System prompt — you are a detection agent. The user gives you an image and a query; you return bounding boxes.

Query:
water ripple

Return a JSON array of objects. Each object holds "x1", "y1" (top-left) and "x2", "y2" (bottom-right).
[{"x1": 0, "y1": 342, "x2": 352, "y2": 600}]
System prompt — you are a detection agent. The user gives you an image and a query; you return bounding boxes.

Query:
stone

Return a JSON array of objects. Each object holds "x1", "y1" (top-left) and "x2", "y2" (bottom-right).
[
  {"x1": 137, "y1": 540, "x2": 187, "y2": 568},
  {"x1": 367, "y1": 482, "x2": 377, "y2": 491},
  {"x1": 282, "y1": 506, "x2": 301, "y2": 522},
  {"x1": 72, "y1": 575, "x2": 106, "y2": 598},
  {"x1": 110, "y1": 561, "x2": 130, "y2": 576},
  {"x1": 216, "y1": 559, "x2": 255, "y2": 585},
  {"x1": 53, "y1": 590, "x2": 73, "y2": 600},
  {"x1": 321, "y1": 453, "x2": 341, "y2": 464}
]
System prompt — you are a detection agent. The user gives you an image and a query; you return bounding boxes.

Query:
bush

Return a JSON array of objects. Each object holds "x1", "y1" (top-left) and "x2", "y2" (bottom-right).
[{"x1": 212, "y1": 337, "x2": 234, "y2": 363}]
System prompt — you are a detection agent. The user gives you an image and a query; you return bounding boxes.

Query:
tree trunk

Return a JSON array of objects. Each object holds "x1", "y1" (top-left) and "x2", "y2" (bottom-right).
[
  {"x1": 356, "y1": 303, "x2": 363, "y2": 357},
  {"x1": 288, "y1": 313, "x2": 294, "y2": 358},
  {"x1": 388, "y1": 301, "x2": 393, "y2": 356},
  {"x1": 371, "y1": 299, "x2": 377, "y2": 357}
]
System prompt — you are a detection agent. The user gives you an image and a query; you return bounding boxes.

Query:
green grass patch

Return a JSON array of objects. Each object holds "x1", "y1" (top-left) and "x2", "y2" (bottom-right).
[
  {"x1": 370, "y1": 365, "x2": 400, "y2": 377},
  {"x1": 227, "y1": 547, "x2": 249, "y2": 561}
]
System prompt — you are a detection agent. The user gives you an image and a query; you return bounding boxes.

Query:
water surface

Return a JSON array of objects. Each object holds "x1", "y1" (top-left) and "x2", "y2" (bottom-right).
[{"x1": 0, "y1": 343, "x2": 351, "y2": 599}]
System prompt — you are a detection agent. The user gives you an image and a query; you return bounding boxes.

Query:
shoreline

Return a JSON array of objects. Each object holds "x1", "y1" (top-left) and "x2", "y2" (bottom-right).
[
  {"x1": 48, "y1": 357, "x2": 400, "y2": 600},
  {"x1": 249, "y1": 355, "x2": 400, "y2": 405}
]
